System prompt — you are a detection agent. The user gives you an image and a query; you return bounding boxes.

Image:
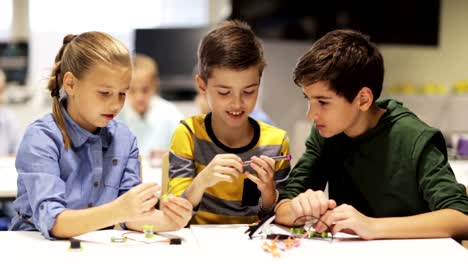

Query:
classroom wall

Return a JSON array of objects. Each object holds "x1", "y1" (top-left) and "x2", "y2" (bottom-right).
[
  {"x1": 6, "y1": 0, "x2": 468, "y2": 162},
  {"x1": 260, "y1": 0, "x2": 468, "y2": 161}
]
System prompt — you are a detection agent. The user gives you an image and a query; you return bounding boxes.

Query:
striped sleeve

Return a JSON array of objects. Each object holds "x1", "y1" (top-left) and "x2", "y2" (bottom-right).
[
  {"x1": 168, "y1": 122, "x2": 196, "y2": 196},
  {"x1": 275, "y1": 134, "x2": 291, "y2": 188}
]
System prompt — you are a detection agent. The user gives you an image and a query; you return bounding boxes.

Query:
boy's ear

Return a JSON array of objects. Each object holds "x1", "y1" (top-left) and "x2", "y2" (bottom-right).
[
  {"x1": 195, "y1": 74, "x2": 207, "y2": 94},
  {"x1": 63, "y1": 72, "x2": 77, "y2": 96},
  {"x1": 358, "y1": 87, "x2": 374, "y2": 111}
]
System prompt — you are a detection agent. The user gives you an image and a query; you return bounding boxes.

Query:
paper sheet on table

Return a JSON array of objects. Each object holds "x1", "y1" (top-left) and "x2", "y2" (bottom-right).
[
  {"x1": 73, "y1": 230, "x2": 167, "y2": 245},
  {"x1": 73, "y1": 228, "x2": 196, "y2": 246}
]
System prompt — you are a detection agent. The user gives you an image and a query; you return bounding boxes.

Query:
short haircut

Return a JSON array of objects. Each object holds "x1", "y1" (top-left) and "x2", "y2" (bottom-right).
[
  {"x1": 293, "y1": 29, "x2": 384, "y2": 102},
  {"x1": 197, "y1": 20, "x2": 265, "y2": 82}
]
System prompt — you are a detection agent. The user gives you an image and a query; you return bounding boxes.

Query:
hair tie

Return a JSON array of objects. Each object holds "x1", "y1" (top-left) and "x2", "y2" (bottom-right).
[
  {"x1": 51, "y1": 89, "x2": 60, "y2": 98},
  {"x1": 51, "y1": 74, "x2": 60, "y2": 98}
]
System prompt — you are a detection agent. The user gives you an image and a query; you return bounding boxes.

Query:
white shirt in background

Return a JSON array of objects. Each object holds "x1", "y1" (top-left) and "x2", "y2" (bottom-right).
[
  {"x1": 0, "y1": 106, "x2": 20, "y2": 156},
  {"x1": 119, "y1": 96, "x2": 183, "y2": 157}
]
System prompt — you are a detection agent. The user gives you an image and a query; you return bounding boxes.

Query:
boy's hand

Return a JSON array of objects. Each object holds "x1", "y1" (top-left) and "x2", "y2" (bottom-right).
[
  {"x1": 115, "y1": 183, "x2": 160, "y2": 221},
  {"x1": 159, "y1": 195, "x2": 193, "y2": 229},
  {"x1": 314, "y1": 204, "x2": 377, "y2": 240},
  {"x1": 291, "y1": 189, "x2": 336, "y2": 221},
  {"x1": 245, "y1": 155, "x2": 276, "y2": 194},
  {"x1": 196, "y1": 154, "x2": 243, "y2": 189}
]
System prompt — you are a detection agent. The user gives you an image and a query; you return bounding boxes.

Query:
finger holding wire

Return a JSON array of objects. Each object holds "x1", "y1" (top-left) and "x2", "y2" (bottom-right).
[
  {"x1": 327, "y1": 204, "x2": 377, "y2": 240},
  {"x1": 314, "y1": 209, "x2": 334, "y2": 233},
  {"x1": 246, "y1": 156, "x2": 276, "y2": 193},
  {"x1": 291, "y1": 215, "x2": 334, "y2": 241},
  {"x1": 249, "y1": 155, "x2": 275, "y2": 181}
]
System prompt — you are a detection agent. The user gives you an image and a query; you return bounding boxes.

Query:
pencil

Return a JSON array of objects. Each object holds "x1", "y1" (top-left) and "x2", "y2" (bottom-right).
[{"x1": 243, "y1": 154, "x2": 292, "y2": 166}]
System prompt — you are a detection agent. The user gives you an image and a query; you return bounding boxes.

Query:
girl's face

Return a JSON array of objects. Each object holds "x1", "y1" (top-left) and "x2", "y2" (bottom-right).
[
  {"x1": 197, "y1": 66, "x2": 260, "y2": 129},
  {"x1": 64, "y1": 64, "x2": 131, "y2": 133}
]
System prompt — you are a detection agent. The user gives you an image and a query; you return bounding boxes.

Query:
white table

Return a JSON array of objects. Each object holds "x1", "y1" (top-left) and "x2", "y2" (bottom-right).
[
  {"x1": 0, "y1": 225, "x2": 466, "y2": 264},
  {"x1": 0, "y1": 157, "x2": 17, "y2": 198},
  {"x1": 449, "y1": 160, "x2": 468, "y2": 188}
]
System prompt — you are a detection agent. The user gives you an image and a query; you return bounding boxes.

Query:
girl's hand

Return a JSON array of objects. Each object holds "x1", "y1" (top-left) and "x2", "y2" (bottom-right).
[
  {"x1": 115, "y1": 182, "x2": 160, "y2": 221},
  {"x1": 159, "y1": 195, "x2": 193, "y2": 230}
]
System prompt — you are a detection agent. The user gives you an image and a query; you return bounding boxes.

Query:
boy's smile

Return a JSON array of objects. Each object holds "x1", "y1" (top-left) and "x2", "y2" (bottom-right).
[
  {"x1": 227, "y1": 110, "x2": 245, "y2": 119},
  {"x1": 195, "y1": 66, "x2": 261, "y2": 148},
  {"x1": 200, "y1": 66, "x2": 260, "y2": 129}
]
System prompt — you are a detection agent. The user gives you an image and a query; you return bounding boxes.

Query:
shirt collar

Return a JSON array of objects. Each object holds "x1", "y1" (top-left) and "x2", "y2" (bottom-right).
[{"x1": 60, "y1": 98, "x2": 113, "y2": 149}]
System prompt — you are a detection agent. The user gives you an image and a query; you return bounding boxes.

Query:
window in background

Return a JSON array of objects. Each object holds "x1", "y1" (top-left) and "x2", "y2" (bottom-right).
[
  {"x1": 28, "y1": 0, "x2": 208, "y2": 87},
  {"x1": 30, "y1": 0, "x2": 208, "y2": 32},
  {"x1": 0, "y1": 0, "x2": 13, "y2": 40}
]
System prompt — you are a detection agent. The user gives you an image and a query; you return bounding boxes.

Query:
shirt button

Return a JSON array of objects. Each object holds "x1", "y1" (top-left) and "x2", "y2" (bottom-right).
[
  {"x1": 112, "y1": 159, "x2": 118, "y2": 166},
  {"x1": 93, "y1": 181, "x2": 99, "y2": 187},
  {"x1": 40, "y1": 204, "x2": 44, "y2": 210},
  {"x1": 88, "y1": 203, "x2": 93, "y2": 208}
]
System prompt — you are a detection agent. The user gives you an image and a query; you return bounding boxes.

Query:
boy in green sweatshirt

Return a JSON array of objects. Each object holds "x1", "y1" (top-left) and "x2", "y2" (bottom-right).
[{"x1": 275, "y1": 29, "x2": 468, "y2": 240}]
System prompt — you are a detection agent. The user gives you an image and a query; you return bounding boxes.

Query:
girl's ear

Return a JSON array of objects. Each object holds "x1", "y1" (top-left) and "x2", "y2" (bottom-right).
[
  {"x1": 63, "y1": 72, "x2": 77, "y2": 96},
  {"x1": 358, "y1": 87, "x2": 374, "y2": 111},
  {"x1": 195, "y1": 74, "x2": 207, "y2": 94}
]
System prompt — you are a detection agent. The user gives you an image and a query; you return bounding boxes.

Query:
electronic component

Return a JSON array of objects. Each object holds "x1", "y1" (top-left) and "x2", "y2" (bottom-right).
[{"x1": 68, "y1": 239, "x2": 82, "y2": 252}]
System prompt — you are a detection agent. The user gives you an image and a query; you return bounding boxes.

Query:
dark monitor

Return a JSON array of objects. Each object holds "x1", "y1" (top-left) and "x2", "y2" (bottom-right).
[
  {"x1": 0, "y1": 42, "x2": 28, "y2": 85},
  {"x1": 230, "y1": 0, "x2": 440, "y2": 46},
  {"x1": 134, "y1": 27, "x2": 208, "y2": 100}
]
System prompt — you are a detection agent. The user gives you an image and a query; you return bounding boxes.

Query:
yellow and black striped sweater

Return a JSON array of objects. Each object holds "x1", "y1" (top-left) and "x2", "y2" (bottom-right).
[{"x1": 168, "y1": 113, "x2": 290, "y2": 224}]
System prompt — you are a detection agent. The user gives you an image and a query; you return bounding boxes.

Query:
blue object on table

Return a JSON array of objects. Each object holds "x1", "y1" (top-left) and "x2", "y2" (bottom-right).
[
  {"x1": 457, "y1": 137, "x2": 468, "y2": 157},
  {"x1": 0, "y1": 217, "x2": 10, "y2": 230}
]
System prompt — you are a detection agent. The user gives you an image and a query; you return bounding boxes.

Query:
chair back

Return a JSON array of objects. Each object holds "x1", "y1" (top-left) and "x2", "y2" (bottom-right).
[{"x1": 161, "y1": 152, "x2": 169, "y2": 195}]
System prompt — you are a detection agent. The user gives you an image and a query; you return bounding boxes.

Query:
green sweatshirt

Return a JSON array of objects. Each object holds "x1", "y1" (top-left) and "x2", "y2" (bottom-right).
[{"x1": 281, "y1": 99, "x2": 468, "y2": 217}]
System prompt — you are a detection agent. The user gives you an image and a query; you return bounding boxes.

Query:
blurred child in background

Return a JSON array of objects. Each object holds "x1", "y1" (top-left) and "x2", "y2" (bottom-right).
[
  {"x1": 119, "y1": 54, "x2": 183, "y2": 160},
  {"x1": 0, "y1": 69, "x2": 20, "y2": 156},
  {"x1": 0, "y1": 69, "x2": 20, "y2": 230}
]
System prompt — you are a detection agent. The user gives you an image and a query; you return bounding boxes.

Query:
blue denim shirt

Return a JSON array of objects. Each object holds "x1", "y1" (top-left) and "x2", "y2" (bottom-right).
[{"x1": 10, "y1": 102, "x2": 140, "y2": 239}]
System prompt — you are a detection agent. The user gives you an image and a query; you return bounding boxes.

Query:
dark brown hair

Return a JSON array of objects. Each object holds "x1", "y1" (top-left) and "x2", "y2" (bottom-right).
[
  {"x1": 197, "y1": 20, "x2": 265, "y2": 81},
  {"x1": 293, "y1": 29, "x2": 384, "y2": 103},
  {"x1": 47, "y1": 31, "x2": 130, "y2": 149}
]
